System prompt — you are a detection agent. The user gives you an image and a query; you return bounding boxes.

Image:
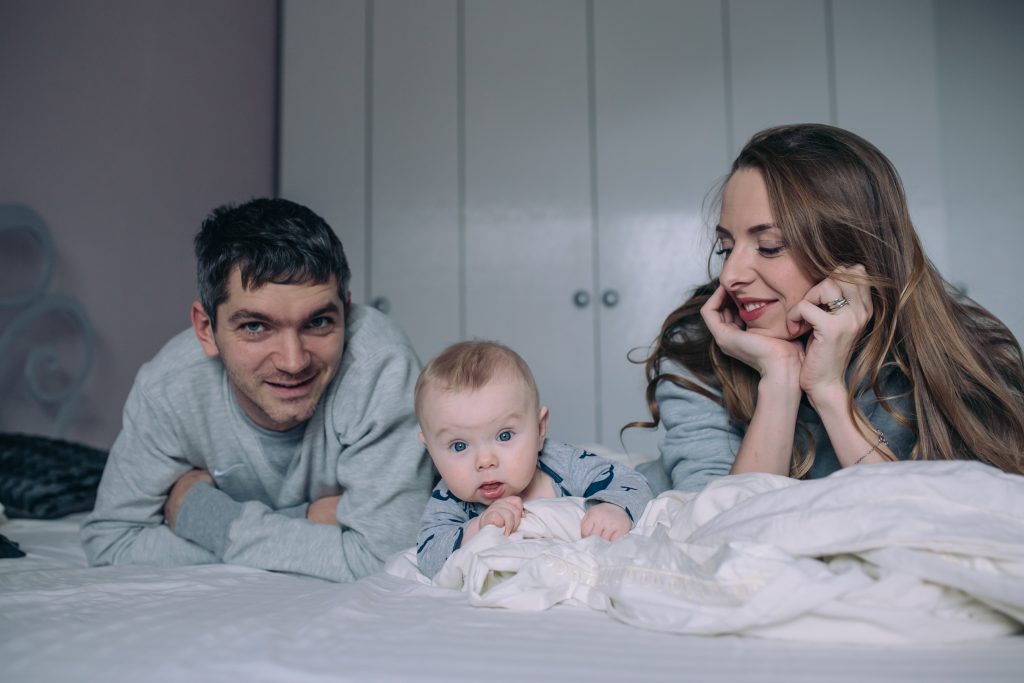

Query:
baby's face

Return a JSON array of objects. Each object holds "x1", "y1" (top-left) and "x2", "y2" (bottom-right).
[{"x1": 418, "y1": 378, "x2": 548, "y2": 505}]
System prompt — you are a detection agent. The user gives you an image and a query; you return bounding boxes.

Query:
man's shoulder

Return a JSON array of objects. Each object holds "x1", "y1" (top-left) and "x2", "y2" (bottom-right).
[
  {"x1": 322, "y1": 305, "x2": 421, "y2": 420},
  {"x1": 339, "y1": 305, "x2": 421, "y2": 379},
  {"x1": 136, "y1": 328, "x2": 219, "y2": 391},
  {"x1": 344, "y1": 304, "x2": 417, "y2": 357}
]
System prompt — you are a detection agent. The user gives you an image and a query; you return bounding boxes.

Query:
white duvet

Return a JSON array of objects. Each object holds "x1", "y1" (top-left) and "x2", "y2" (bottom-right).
[{"x1": 387, "y1": 460, "x2": 1024, "y2": 643}]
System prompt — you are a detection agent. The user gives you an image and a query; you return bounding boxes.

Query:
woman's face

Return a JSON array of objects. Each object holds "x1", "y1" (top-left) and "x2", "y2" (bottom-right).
[{"x1": 715, "y1": 168, "x2": 815, "y2": 340}]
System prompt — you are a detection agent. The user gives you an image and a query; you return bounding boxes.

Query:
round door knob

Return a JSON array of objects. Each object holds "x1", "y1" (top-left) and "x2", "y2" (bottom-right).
[
  {"x1": 572, "y1": 290, "x2": 591, "y2": 308},
  {"x1": 371, "y1": 296, "x2": 391, "y2": 314},
  {"x1": 601, "y1": 289, "x2": 620, "y2": 308}
]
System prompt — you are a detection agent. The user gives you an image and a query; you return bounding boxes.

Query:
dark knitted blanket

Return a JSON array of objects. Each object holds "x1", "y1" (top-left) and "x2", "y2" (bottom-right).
[{"x1": 0, "y1": 432, "x2": 108, "y2": 519}]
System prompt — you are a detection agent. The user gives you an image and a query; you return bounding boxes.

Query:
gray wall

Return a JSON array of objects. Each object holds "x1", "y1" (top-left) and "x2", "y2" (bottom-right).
[
  {"x1": 937, "y1": 0, "x2": 1024, "y2": 338},
  {"x1": 0, "y1": 0, "x2": 277, "y2": 449}
]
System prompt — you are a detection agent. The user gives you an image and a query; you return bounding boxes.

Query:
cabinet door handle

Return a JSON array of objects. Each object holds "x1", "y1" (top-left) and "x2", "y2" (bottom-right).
[
  {"x1": 601, "y1": 289, "x2": 620, "y2": 308},
  {"x1": 572, "y1": 290, "x2": 591, "y2": 308},
  {"x1": 371, "y1": 296, "x2": 391, "y2": 314}
]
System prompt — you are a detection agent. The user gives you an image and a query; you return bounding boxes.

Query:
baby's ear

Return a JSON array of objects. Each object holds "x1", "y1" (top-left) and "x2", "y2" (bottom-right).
[
  {"x1": 537, "y1": 406, "x2": 549, "y2": 441},
  {"x1": 417, "y1": 432, "x2": 427, "y2": 446}
]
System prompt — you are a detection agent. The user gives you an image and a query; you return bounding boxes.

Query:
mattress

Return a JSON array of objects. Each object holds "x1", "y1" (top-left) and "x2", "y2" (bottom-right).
[{"x1": 3, "y1": 463, "x2": 1023, "y2": 683}]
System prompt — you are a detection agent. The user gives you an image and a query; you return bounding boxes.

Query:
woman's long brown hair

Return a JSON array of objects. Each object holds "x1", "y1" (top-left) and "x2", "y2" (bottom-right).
[{"x1": 631, "y1": 124, "x2": 1024, "y2": 477}]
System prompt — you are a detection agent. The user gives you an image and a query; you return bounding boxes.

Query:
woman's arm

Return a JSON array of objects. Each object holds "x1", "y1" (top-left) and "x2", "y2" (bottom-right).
[
  {"x1": 700, "y1": 284, "x2": 805, "y2": 476},
  {"x1": 789, "y1": 265, "x2": 894, "y2": 467},
  {"x1": 654, "y1": 362, "x2": 743, "y2": 491},
  {"x1": 729, "y1": 365, "x2": 804, "y2": 476}
]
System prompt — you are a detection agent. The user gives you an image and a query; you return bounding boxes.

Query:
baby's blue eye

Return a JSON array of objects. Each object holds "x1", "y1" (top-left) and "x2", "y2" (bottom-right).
[
  {"x1": 497, "y1": 431, "x2": 512, "y2": 442},
  {"x1": 450, "y1": 441, "x2": 468, "y2": 453}
]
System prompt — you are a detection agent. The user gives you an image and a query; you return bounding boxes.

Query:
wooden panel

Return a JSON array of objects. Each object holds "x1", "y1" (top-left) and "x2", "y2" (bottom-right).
[
  {"x1": 593, "y1": 0, "x2": 729, "y2": 454},
  {"x1": 279, "y1": 0, "x2": 368, "y2": 299},
  {"x1": 728, "y1": 0, "x2": 831, "y2": 151},
  {"x1": 463, "y1": 0, "x2": 597, "y2": 444},
  {"x1": 370, "y1": 0, "x2": 460, "y2": 362}
]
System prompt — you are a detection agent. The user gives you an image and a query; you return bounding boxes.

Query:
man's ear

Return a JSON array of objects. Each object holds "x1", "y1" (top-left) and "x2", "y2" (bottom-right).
[
  {"x1": 537, "y1": 405, "x2": 550, "y2": 444},
  {"x1": 191, "y1": 301, "x2": 221, "y2": 358}
]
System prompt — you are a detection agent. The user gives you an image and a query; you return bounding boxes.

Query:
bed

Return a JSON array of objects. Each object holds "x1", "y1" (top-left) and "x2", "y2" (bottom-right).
[{"x1": 3, "y1": 450, "x2": 1023, "y2": 683}]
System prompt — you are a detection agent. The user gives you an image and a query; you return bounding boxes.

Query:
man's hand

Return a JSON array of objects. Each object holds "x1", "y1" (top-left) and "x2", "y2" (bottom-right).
[
  {"x1": 164, "y1": 468, "x2": 214, "y2": 532},
  {"x1": 307, "y1": 495, "x2": 342, "y2": 525},
  {"x1": 580, "y1": 502, "x2": 631, "y2": 541}
]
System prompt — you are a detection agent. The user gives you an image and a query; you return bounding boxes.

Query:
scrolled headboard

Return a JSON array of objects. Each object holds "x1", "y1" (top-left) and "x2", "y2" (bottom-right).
[{"x1": 0, "y1": 204, "x2": 95, "y2": 438}]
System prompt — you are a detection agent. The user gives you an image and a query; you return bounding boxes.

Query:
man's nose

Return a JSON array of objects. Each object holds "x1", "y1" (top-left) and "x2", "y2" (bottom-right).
[{"x1": 274, "y1": 331, "x2": 311, "y2": 374}]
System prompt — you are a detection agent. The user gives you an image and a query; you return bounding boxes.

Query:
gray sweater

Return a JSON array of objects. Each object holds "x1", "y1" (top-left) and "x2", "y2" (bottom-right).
[
  {"x1": 81, "y1": 305, "x2": 434, "y2": 582},
  {"x1": 639, "y1": 359, "x2": 917, "y2": 494}
]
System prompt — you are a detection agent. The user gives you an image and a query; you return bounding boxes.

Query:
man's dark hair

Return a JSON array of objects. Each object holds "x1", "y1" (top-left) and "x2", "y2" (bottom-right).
[{"x1": 194, "y1": 198, "x2": 350, "y2": 328}]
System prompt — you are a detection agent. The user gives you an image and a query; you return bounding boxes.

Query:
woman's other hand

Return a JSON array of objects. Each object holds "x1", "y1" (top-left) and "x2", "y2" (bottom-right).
[{"x1": 786, "y1": 265, "x2": 873, "y2": 406}]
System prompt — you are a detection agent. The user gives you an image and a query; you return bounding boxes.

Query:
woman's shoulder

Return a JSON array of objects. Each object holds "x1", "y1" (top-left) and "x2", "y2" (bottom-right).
[{"x1": 654, "y1": 357, "x2": 721, "y2": 401}]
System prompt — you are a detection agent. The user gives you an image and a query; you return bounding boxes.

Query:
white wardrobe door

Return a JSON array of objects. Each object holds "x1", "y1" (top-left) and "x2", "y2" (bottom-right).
[
  {"x1": 833, "y1": 0, "x2": 947, "y2": 271},
  {"x1": 593, "y1": 0, "x2": 729, "y2": 455},
  {"x1": 464, "y1": 0, "x2": 597, "y2": 445},
  {"x1": 727, "y1": 0, "x2": 832, "y2": 151},
  {"x1": 280, "y1": 0, "x2": 368, "y2": 298},
  {"x1": 370, "y1": 0, "x2": 460, "y2": 363}
]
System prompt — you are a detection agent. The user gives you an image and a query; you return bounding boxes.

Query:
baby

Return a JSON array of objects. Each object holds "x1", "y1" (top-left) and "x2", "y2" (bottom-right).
[{"x1": 415, "y1": 340, "x2": 652, "y2": 579}]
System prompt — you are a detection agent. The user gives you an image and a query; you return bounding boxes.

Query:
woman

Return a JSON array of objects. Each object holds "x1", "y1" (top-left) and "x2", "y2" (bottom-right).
[{"x1": 636, "y1": 124, "x2": 1024, "y2": 492}]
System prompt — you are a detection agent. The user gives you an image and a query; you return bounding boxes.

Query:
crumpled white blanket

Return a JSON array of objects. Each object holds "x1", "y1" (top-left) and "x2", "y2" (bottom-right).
[{"x1": 386, "y1": 460, "x2": 1024, "y2": 643}]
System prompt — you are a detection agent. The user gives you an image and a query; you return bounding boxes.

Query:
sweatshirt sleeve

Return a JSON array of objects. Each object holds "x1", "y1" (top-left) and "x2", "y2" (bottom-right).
[
  {"x1": 181, "y1": 341, "x2": 433, "y2": 582},
  {"x1": 655, "y1": 362, "x2": 743, "y2": 492},
  {"x1": 416, "y1": 488, "x2": 474, "y2": 579},
  {"x1": 80, "y1": 382, "x2": 219, "y2": 568},
  {"x1": 562, "y1": 448, "x2": 653, "y2": 524}
]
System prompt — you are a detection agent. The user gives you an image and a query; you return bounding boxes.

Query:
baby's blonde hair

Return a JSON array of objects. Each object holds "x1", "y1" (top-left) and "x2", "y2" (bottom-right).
[{"x1": 415, "y1": 341, "x2": 539, "y2": 419}]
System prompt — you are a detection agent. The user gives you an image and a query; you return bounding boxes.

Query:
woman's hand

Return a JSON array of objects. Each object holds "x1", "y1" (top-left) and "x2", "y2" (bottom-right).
[
  {"x1": 700, "y1": 284, "x2": 804, "y2": 382},
  {"x1": 786, "y1": 265, "x2": 873, "y2": 406}
]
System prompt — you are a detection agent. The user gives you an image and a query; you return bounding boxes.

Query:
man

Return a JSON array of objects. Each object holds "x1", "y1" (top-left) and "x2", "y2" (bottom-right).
[{"x1": 81, "y1": 198, "x2": 433, "y2": 581}]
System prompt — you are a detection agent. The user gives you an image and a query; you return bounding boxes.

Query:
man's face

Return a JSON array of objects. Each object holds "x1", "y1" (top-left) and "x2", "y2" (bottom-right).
[{"x1": 192, "y1": 267, "x2": 347, "y2": 431}]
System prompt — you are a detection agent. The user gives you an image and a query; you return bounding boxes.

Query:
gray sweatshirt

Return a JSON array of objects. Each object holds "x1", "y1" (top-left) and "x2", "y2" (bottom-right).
[
  {"x1": 81, "y1": 305, "x2": 434, "y2": 582},
  {"x1": 638, "y1": 358, "x2": 917, "y2": 494}
]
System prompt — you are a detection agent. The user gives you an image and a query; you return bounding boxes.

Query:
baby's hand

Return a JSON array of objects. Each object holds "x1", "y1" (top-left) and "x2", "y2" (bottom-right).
[
  {"x1": 478, "y1": 496, "x2": 524, "y2": 536},
  {"x1": 580, "y1": 502, "x2": 631, "y2": 541}
]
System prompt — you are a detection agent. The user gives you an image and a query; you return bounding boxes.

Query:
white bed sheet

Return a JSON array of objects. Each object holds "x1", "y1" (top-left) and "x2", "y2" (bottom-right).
[
  {"x1": 3, "y1": 511, "x2": 1023, "y2": 682},
  {"x1": 397, "y1": 462, "x2": 1024, "y2": 644}
]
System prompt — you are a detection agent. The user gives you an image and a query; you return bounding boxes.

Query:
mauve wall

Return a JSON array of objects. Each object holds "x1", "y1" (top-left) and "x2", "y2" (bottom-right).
[{"x1": 0, "y1": 0, "x2": 277, "y2": 449}]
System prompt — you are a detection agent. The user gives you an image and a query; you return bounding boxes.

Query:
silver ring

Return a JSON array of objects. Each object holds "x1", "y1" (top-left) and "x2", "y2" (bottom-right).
[{"x1": 824, "y1": 297, "x2": 850, "y2": 313}]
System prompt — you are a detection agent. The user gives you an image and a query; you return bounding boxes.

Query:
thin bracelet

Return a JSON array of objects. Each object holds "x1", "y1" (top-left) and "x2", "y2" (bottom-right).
[{"x1": 853, "y1": 430, "x2": 889, "y2": 465}]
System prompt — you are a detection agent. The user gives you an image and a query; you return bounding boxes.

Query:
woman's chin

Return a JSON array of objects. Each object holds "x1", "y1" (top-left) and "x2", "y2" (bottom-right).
[{"x1": 746, "y1": 325, "x2": 797, "y2": 341}]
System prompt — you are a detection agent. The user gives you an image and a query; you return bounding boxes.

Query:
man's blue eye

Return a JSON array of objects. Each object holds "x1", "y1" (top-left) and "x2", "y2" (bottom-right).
[
  {"x1": 497, "y1": 431, "x2": 512, "y2": 442},
  {"x1": 243, "y1": 322, "x2": 265, "y2": 334},
  {"x1": 451, "y1": 441, "x2": 467, "y2": 453},
  {"x1": 309, "y1": 317, "x2": 330, "y2": 329}
]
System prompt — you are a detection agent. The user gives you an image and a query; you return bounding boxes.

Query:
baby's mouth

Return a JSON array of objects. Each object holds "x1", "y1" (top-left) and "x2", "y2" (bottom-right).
[{"x1": 479, "y1": 481, "x2": 505, "y2": 499}]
